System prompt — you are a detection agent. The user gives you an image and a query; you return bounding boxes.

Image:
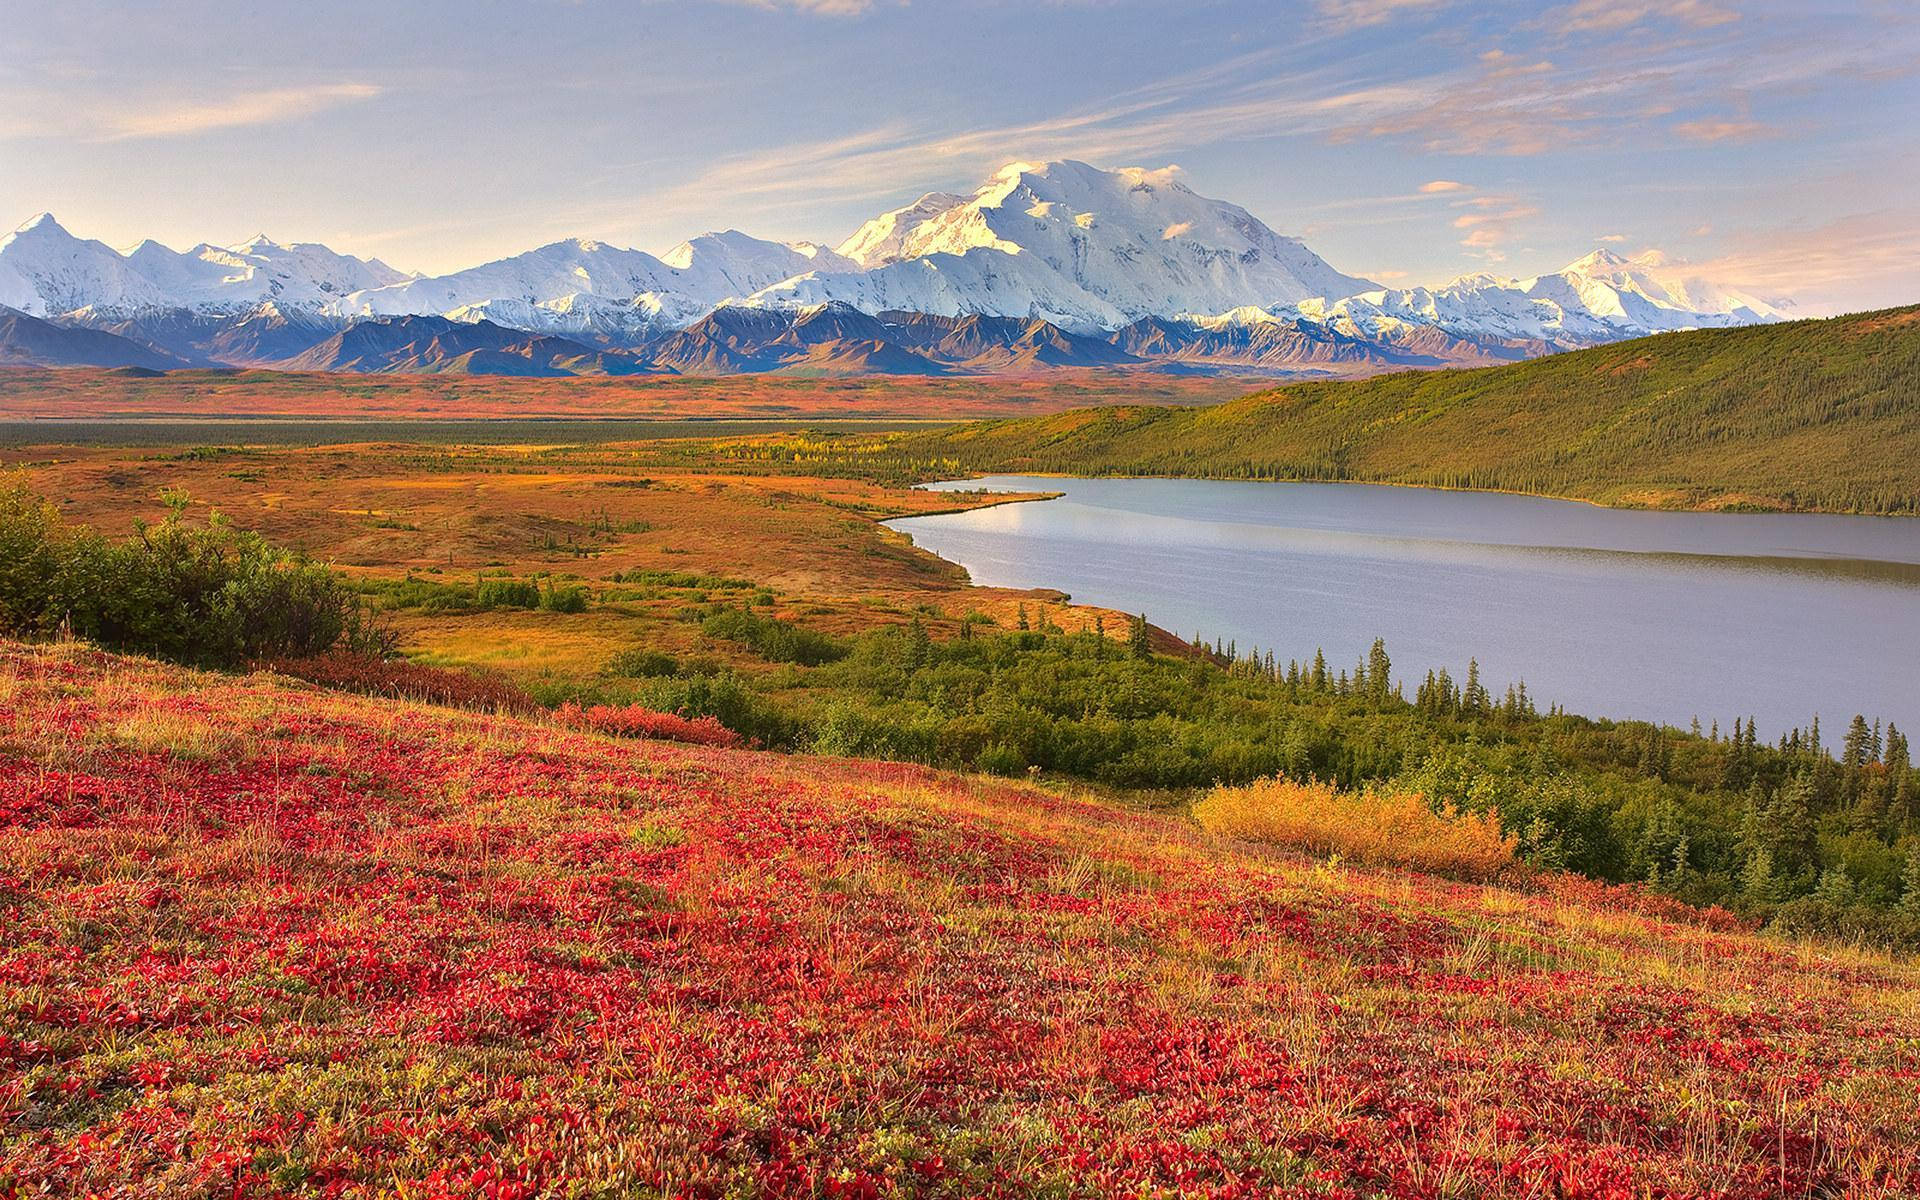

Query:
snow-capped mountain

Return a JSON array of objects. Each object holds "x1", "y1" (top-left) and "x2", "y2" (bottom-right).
[
  {"x1": 1278, "y1": 249, "x2": 1788, "y2": 350},
  {"x1": 2, "y1": 162, "x2": 1795, "y2": 376},
  {"x1": 0, "y1": 213, "x2": 406, "y2": 317},
  {"x1": 749, "y1": 160, "x2": 1378, "y2": 332},
  {"x1": 333, "y1": 228, "x2": 860, "y2": 341}
]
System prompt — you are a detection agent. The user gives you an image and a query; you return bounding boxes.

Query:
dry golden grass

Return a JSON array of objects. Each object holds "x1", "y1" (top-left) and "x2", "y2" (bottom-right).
[
  {"x1": 1194, "y1": 776, "x2": 1518, "y2": 881},
  {"x1": 105, "y1": 708, "x2": 243, "y2": 760}
]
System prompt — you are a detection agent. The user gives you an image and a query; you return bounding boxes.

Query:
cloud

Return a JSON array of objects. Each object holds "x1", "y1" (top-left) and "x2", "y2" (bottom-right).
[
  {"x1": 101, "y1": 83, "x2": 382, "y2": 141},
  {"x1": 1688, "y1": 209, "x2": 1920, "y2": 314},
  {"x1": 1316, "y1": 0, "x2": 1449, "y2": 28},
  {"x1": 1449, "y1": 193, "x2": 1540, "y2": 257},
  {"x1": 1672, "y1": 118, "x2": 1770, "y2": 143},
  {"x1": 727, "y1": 0, "x2": 876, "y2": 13},
  {"x1": 1596, "y1": 233, "x2": 1628, "y2": 243},
  {"x1": 1548, "y1": 0, "x2": 1739, "y2": 33},
  {"x1": 1419, "y1": 179, "x2": 1469, "y2": 193}
]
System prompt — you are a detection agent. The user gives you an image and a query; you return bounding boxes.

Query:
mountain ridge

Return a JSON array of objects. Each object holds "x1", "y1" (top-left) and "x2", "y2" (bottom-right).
[{"x1": 3, "y1": 160, "x2": 1799, "y2": 376}]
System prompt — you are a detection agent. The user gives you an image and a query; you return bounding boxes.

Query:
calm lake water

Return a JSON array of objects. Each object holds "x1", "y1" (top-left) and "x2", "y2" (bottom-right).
[{"x1": 888, "y1": 476, "x2": 1920, "y2": 737}]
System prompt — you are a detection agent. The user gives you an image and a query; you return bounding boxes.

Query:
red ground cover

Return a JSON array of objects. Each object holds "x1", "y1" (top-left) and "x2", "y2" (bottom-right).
[{"x1": 1, "y1": 641, "x2": 1916, "y2": 1198}]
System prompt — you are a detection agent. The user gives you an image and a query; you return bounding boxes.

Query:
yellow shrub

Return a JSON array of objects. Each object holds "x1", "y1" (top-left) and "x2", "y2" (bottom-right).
[{"x1": 1194, "y1": 777, "x2": 1516, "y2": 881}]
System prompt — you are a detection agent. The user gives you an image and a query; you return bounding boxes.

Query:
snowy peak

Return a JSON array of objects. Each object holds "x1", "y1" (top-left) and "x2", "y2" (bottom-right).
[
  {"x1": 836, "y1": 192, "x2": 967, "y2": 267},
  {"x1": 1272, "y1": 245, "x2": 1790, "y2": 351},
  {"x1": 759, "y1": 159, "x2": 1379, "y2": 332},
  {"x1": 1547, "y1": 247, "x2": 1785, "y2": 323},
  {"x1": 0, "y1": 214, "x2": 411, "y2": 316}
]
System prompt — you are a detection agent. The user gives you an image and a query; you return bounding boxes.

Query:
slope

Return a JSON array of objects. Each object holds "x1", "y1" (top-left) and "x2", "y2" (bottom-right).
[
  {"x1": 0, "y1": 306, "x2": 187, "y2": 369},
  {"x1": 883, "y1": 305, "x2": 1920, "y2": 514},
  {"x1": 2, "y1": 639, "x2": 1916, "y2": 1196}
]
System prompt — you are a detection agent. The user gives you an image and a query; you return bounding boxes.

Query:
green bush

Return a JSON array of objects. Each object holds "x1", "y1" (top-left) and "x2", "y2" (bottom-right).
[
  {"x1": 475, "y1": 578, "x2": 541, "y2": 609},
  {"x1": 605, "y1": 648, "x2": 681, "y2": 678},
  {"x1": 0, "y1": 476, "x2": 389, "y2": 668},
  {"x1": 701, "y1": 606, "x2": 846, "y2": 666},
  {"x1": 540, "y1": 582, "x2": 589, "y2": 613}
]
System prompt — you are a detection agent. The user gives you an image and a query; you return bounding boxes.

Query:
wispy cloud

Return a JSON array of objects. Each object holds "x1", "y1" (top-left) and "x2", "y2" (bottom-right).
[
  {"x1": 1672, "y1": 118, "x2": 1771, "y2": 143},
  {"x1": 1315, "y1": 0, "x2": 1449, "y2": 28},
  {"x1": 1690, "y1": 209, "x2": 1920, "y2": 313},
  {"x1": 1547, "y1": 0, "x2": 1739, "y2": 33},
  {"x1": 101, "y1": 83, "x2": 383, "y2": 141},
  {"x1": 1419, "y1": 180, "x2": 1470, "y2": 193},
  {"x1": 1450, "y1": 193, "x2": 1541, "y2": 259},
  {"x1": 720, "y1": 0, "x2": 879, "y2": 14}
]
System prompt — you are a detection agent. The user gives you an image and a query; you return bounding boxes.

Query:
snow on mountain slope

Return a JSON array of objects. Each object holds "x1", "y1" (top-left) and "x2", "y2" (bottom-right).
[
  {"x1": 752, "y1": 160, "x2": 1378, "y2": 332},
  {"x1": 0, "y1": 215, "x2": 174, "y2": 315},
  {"x1": 1279, "y1": 249, "x2": 1788, "y2": 349},
  {"x1": 0, "y1": 215, "x2": 408, "y2": 317},
  {"x1": 659, "y1": 230, "x2": 857, "y2": 295},
  {"x1": 335, "y1": 230, "x2": 860, "y2": 342},
  {"x1": 836, "y1": 192, "x2": 968, "y2": 267}
]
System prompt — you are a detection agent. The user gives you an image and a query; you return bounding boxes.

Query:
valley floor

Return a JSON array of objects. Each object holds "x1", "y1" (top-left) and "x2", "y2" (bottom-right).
[{"x1": 3, "y1": 639, "x2": 1918, "y2": 1197}]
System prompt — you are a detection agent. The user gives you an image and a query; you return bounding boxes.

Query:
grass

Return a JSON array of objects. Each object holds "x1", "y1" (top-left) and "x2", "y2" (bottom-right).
[
  {"x1": 1194, "y1": 776, "x2": 1518, "y2": 881},
  {"x1": 2, "y1": 638, "x2": 1918, "y2": 1196},
  {"x1": 0, "y1": 366, "x2": 1259, "y2": 423}
]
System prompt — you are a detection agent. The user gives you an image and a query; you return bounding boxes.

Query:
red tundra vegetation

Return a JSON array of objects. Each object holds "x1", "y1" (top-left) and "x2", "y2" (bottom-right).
[
  {"x1": 1, "y1": 639, "x2": 1917, "y2": 1199},
  {"x1": 554, "y1": 701, "x2": 744, "y2": 749}
]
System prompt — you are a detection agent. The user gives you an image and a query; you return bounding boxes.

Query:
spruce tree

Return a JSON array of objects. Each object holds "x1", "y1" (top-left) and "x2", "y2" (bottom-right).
[
  {"x1": 1367, "y1": 638, "x2": 1391, "y2": 705},
  {"x1": 1898, "y1": 851, "x2": 1920, "y2": 919}
]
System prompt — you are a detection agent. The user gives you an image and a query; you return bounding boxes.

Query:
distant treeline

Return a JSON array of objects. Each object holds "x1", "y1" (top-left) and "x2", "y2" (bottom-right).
[{"x1": 655, "y1": 305, "x2": 1920, "y2": 515}]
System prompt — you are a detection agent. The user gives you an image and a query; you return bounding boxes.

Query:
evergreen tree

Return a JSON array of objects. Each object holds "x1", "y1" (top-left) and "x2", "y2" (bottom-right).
[
  {"x1": 1127, "y1": 613, "x2": 1152, "y2": 659},
  {"x1": 1814, "y1": 866, "x2": 1856, "y2": 908},
  {"x1": 1366, "y1": 638, "x2": 1391, "y2": 705},
  {"x1": 1740, "y1": 846, "x2": 1787, "y2": 906},
  {"x1": 1898, "y1": 851, "x2": 1920, "y2": 919},
  {"x1": 903, "y1": 615, "x2": 931, "y2": 671},
  {"x1": 1842, "y1": 714, "x2": 1872, "y2": 769}
]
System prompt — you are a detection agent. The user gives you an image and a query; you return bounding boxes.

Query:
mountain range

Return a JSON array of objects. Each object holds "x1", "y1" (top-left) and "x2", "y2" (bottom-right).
[{"x1": 0, "y1": 160, "x2": 1790, "y2": 377}]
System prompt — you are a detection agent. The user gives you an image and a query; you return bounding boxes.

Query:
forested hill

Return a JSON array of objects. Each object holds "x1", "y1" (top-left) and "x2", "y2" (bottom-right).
[{"x1": 889, "y1": 305, "x2": 1920, "y2": 514}]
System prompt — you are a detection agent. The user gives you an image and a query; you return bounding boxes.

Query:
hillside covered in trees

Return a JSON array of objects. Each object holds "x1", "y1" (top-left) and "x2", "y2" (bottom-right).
[{"x1": 865, "y1": 305, "x2": 1920, "y2": 514}]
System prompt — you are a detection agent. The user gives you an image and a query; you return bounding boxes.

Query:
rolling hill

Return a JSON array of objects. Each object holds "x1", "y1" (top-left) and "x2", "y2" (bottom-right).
[
  {"x1": 3, "y1": 638, "x2": 1916, "y2": 1195},
  {"x1": 881, "y1": 305, "x2": 1920, "y2": 514}
]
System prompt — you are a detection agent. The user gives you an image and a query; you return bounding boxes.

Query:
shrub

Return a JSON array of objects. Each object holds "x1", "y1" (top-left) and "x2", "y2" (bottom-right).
[
  {"x1": 976, "y1": 742, "x2": 1027, "y2": 777},
  {"x1": 1194, "y1": 777, "x2": 1517, "y2": 881},
  {"x1": 0, "y1": 476, "x2": 389, "y2": 668},
  {"x1": 554, "y1": 702, "x2": 742, "y2": 748},
  {"x1": 604, "y1": 648, "x2": 681, "y2": 678},
  {"x1": 474, "y1": 577, "x2": 541, "y2": 609},
  {"x1": 263, "y1": 652, "x2": 537, "y2": 714},
  {"x1": 540, "y1": 582, "x2": 589, "y2": 613},
  {"x1": 701, "y1": 606, "x2": 846, "y2": 665}
]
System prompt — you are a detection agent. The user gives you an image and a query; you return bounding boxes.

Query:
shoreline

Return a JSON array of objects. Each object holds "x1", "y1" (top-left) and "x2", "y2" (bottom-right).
[{"x1": 905, "y1": 470, "x2": 1920, "y2": 522}]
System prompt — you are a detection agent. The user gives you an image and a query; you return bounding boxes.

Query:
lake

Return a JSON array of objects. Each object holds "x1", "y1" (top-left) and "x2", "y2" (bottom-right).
[{"x1": 887, "y1": 476, "x2": 1920, "y2": 737}]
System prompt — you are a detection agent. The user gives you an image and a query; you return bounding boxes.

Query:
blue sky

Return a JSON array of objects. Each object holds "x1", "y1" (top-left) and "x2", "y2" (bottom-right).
[{"x1": 3, "y1": 0, "x2": 1916, "y2": 311}]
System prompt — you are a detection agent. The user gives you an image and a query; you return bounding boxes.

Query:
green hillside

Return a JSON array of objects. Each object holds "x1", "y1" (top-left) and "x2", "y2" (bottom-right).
[{"x1": 887, "y1": 306, "x2": 1920, "y2": 513}]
